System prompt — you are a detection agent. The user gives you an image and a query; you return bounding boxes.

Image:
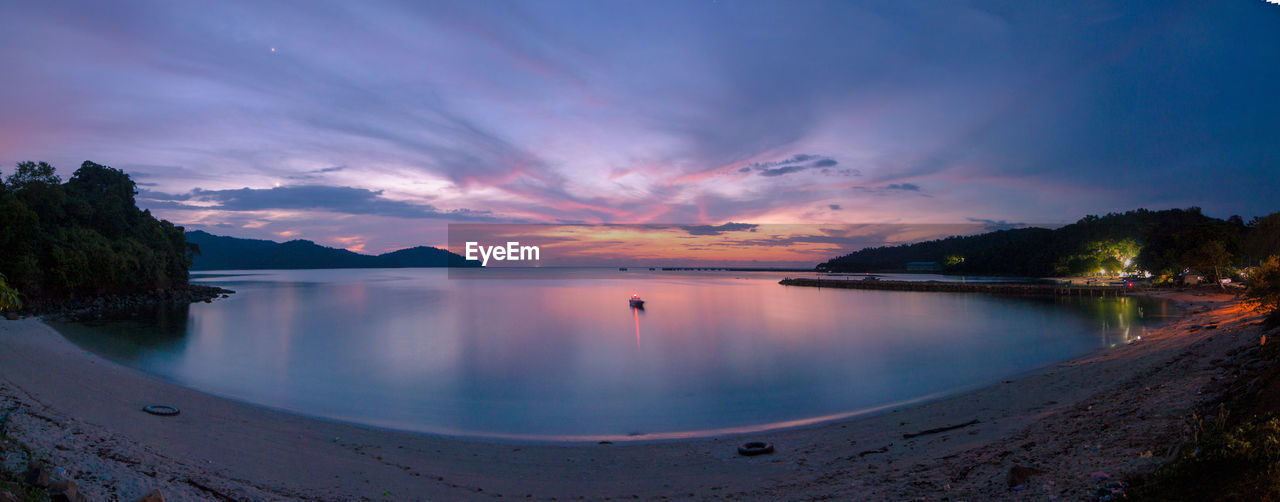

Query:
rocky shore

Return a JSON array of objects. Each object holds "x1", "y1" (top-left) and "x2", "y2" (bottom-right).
[{"x1": 7, "y1": 285, "x2": 234, "y2": 322}]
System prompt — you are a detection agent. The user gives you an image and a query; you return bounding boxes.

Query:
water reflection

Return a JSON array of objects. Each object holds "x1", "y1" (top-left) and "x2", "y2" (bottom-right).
[
  {"x1": 57, "y1": 269, "x2": 1174, "y2": 440},
  {"x1": 53, "y1": 302, "x2": 194, "y2": 363},
  {"x1": 633, "y1": 306, "x2": 642, "y2": 350},
  {"x1": 1061, "y1": 296, "x2": 1176, "y2": 347}
]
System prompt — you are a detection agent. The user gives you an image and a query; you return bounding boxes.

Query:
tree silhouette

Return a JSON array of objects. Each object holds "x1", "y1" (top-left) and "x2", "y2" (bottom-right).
[{"x1": 0, "y1": 160, "x2": 191, "y2": 304}]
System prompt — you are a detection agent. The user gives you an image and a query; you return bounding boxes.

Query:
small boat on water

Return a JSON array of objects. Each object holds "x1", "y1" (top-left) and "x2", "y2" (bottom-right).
[{"x1": 629, "y1": 293, "x2": 645, "y2": 308}]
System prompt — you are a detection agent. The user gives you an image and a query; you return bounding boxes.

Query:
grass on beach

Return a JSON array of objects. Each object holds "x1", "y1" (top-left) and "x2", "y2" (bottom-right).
[
  {"x1": 1131, "y1": 324, "x2": 1280, "y2": 501},
  {"x1": 1133, "y1": 411, "x2": 1280, "y2": 501},
  {"x1": 0, "y1": 432, "x2": 45, "y2": 502}
]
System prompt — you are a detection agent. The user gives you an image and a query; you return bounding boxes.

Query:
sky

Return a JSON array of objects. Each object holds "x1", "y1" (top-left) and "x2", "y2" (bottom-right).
[
  {"x1": 1, "y1": 0, "x2": 1278, "y2": 260},
  {"x1": 448, "y1": 223, "x2": 1005, "y2": 268}
]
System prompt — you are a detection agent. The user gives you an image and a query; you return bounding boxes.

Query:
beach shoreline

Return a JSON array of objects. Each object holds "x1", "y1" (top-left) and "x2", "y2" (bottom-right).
[{"x1": 0, "y1": 290, "x2": 1269, "y2": 500}]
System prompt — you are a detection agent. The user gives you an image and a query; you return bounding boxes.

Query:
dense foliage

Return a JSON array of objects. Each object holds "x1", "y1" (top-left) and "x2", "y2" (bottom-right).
[
  {"x1": 820, "y1": 208, "x2": 1279, "y2": 279},
  {"x1": 1248, "y1": 256, "x2": 1280, "y2": 328},
  {"x1": 185, "y1": 230, "x2": 478, "y2": 270},
  {"x1": 0, "y1": 273, "x2": 19, "y2": 311},
  {"x1": 0, "y1": 161, "x2": 191, "y2": 304}
]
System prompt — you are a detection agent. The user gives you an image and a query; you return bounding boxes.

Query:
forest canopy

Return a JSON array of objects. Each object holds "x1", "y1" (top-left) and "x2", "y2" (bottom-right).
[
  {"x1": 820, "y1": 208, "x2": 1280, "y2": 281},
  {"x1": 0, "y1": 160, "x2": 191, "y2": 305}
]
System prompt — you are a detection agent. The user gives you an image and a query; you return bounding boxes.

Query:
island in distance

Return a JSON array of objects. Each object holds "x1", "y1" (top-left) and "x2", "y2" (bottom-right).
[{"x1": 185, "y1": 230, "x2": 480, "y2": 270}]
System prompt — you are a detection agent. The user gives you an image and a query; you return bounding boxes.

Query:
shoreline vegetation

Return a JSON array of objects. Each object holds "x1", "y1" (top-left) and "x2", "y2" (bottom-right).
[
  {"x1": 819, "y1": 208, "x2": 1279, "y2": 284},
  {"x1": 780, "y1": 277, "x2": 1135, "y2": 297},
  {"x1": 0, "y1": 162, "x2": 191, "y2": 306},
  {"x1": 0, "y1": 290, "x2": 1273, "y2": 500},
  {"x1": 0, "y1": 161, "x2": 236, "y2": 327}
]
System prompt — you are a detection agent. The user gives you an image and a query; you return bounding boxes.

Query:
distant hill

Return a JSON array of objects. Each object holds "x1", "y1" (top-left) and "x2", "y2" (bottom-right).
[
  {"x1": 185, "y1": 230, "x2": 479, "y2": 270},
  {"x1": 819, "y1": 208, "x2": 1262, "y2": 278}
]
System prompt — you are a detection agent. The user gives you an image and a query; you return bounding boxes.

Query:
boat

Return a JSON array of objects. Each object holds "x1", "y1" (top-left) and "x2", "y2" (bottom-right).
[{"x1": 629, "y1": 294, "x2": 645, "y2": 308}]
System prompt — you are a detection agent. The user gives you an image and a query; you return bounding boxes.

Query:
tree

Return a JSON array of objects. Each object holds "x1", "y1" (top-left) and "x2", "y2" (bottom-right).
[
  {"x1": 1107, "y1": 238, "x2": 1141, "y2": 272},
  {"x1": 1247, "y1": 256, "x2": 1280, "y2": 328},
  {"x1": 0, "y1": 272, "x2": 19, "y2": 311},
  {"x1": 1184, "y1": 240, "x2": 1232, "y2": 288},
  {"x1": 0, "y1": 160, "x2": 191, "y2": 303},
  {"x1": 1244, "y1": 212, "x2": 1280, "y2": 266},
  {"x1": 66, "y1": 161, "x2": 139, "y2": 237},
  {"x1": 817, "y1": 208, "x2": 1249, "y2": 280},
  {"x1": 5, "y1": 161, "x2": 60, "y2": 189},
  {"x1": 1100, "y1": 256, "x2": 1124, "y2": 276},
  {"x1": 1054, "y1": 239, "x2": 1141, "y2": 276}
]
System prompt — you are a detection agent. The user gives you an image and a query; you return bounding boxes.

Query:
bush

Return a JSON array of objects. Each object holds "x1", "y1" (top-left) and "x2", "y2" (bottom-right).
[
  {"x1": 1133, "y1": 413, "x2": 1280, "y2": 501},
  {"x1": 0, "y1": 272, "x2": 19, "y2": 311},
  {"x1": 1248, "y1": 256, "x2": 1280, "y2": 327}
]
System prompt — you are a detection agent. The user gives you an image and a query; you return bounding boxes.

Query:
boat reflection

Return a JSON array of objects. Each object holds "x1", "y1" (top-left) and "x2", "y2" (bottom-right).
[{"x1": 633, "y1": 304, "x2": 642, "y2": 349}]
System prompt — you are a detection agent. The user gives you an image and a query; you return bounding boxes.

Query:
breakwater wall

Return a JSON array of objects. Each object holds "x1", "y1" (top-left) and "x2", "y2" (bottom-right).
[{"x1": 778, "y1": 278, "x2": 1130, "y2": 297}]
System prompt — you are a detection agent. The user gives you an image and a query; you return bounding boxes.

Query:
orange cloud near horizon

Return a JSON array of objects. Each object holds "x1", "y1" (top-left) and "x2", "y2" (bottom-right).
[{"x1": 446, "y1": 223, "x2": 993, "y2": 268}]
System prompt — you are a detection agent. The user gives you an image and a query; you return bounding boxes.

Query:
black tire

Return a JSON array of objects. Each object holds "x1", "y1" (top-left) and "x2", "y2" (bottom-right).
[
  {"x1": 738, "y1": 441, "x2": 774, "y2": 456},
  {"x1": 142, "y1": 405, "x2": 180, "y2": 416}
]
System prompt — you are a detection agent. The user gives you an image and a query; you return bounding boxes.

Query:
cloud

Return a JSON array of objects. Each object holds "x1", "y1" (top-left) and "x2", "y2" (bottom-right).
[
  {"x1": 285, "y1": 165, "x2": 347, "y2": 180},
  {"x1": 3, "y1": 0, "x2": 1278, "y2": 233},
  {"x1": 966, "y1": 218, "x2": 1024, "y2": 231},
  {"x1": 719, "y1": 225, "x2": 946, "y2": 252},
  {"x1": 744, "y1": 154, "x2": 847, "y2": 177},
  {"x1": 759, "y1": 165, "x2": 805, "y2": 177},
  {"x1": 141, "y1": 184, "x2": 490, "y2": 220},
  {"x1": 851, "y1": 183, "x2": 930, "y2": 197},
  {"x1": 679, "y1": 222, "x2": 759, "y2": 236},
  {"x1": 829, "y1": 204, "x2": 842, "y2": 210}
]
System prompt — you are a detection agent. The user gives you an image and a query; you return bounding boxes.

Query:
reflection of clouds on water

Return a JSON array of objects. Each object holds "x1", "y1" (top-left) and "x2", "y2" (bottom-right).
[{"x1": 56, "y1": 269, "x2": 1179, "y2": 440}]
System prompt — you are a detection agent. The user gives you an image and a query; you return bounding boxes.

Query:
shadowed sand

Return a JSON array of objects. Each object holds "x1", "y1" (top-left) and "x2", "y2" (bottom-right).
[{"x1": 0, "y1": 291, "x2": 1267, "y2": 501}]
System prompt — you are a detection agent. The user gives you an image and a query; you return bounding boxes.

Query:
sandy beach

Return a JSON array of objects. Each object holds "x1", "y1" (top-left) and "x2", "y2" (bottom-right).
[{"x1": 0, "y1": 290, "x2": 1270, "y2": 501}]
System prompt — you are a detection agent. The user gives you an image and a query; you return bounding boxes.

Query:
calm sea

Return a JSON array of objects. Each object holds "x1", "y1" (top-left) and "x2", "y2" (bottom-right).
[{"x1": 55, "y1": 268, "x2": 1173, "y2": 441}]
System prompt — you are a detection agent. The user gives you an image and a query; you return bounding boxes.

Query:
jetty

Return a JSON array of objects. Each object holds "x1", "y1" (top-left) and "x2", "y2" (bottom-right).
[
  {"x1": 778, "y1": 278, "x2": 1130, "y2": 297},
  {"x1": 663, "y1": 267, "x2": 817, "y2": 272}
]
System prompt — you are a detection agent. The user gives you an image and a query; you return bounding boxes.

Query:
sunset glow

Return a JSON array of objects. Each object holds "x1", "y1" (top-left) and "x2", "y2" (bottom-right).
[{"x1": 0, "y1": 1, "x2": 1275, "y2": 260}]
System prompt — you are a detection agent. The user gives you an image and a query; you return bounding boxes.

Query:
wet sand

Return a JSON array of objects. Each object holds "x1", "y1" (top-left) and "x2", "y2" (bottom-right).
[{"x1": 0, "y1": 290, "x2": 1268, "y2": 501}]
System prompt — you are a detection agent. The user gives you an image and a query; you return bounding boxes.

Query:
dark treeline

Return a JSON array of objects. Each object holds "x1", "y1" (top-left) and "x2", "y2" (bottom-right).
[
  {"x1": 0, "y1": 161, "x2": 191, "y2": 303},
  {"x1": 820, "y1": 208, "x2": 1280, "y2": 281}
]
